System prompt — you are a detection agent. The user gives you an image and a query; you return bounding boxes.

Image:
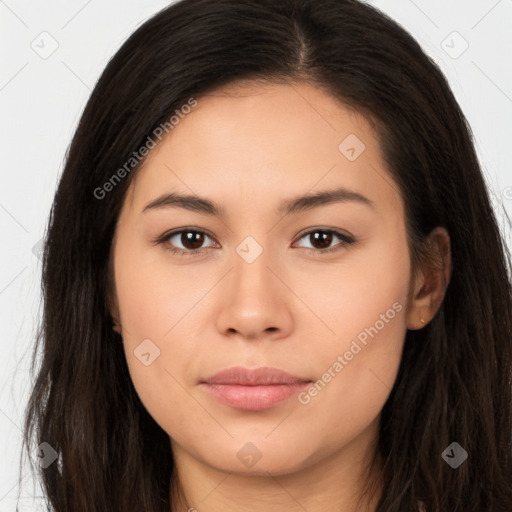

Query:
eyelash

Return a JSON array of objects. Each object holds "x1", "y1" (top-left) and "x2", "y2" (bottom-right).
[{"x1": 153, "y1": 227, "x2": 355, "y2": 257}]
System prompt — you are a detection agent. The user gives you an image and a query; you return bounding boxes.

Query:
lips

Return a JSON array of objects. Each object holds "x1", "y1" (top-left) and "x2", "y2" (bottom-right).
[
  {"x1": 200, "y1": 366, "x2": 312, "y2": 410},
  {"x1": 202, "y1": 366, "x2": 310, "y2": 385}
]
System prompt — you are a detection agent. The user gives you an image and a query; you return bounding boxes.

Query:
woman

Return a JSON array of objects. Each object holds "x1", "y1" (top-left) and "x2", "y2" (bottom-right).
[{"x1": 20, "y1": 0, "x2": 512, "y2": 511}]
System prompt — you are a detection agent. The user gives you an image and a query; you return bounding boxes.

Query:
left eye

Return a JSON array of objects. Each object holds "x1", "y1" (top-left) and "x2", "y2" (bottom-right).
[
  {"x1": 292, "y1": 229, "x2": 355, "y2": 253},
  {"x1": 158, "y1": 229, "x2": 218, "y2": 256},
  {"x1": 155, "y1": 228, "x2": 355, "y2": 256}
]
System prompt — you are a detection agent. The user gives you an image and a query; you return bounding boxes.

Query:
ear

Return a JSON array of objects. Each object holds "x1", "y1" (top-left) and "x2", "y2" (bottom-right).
[
  {"x1": 406, "y1": 227, "x2": 452, "y2": 330},
  {"x1": 107, "y1": 286, "x2": 122, "y2": 334},
  {"x1": 106, "y1": 254, "x2": 122, "y2": 334}
]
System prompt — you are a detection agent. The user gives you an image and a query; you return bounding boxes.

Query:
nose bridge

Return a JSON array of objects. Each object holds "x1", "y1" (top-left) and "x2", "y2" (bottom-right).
[
  {"x1": 232, "y1": 233, "x2": 274, "y2": 296},
  {"x1": 214, "y1": 231, "x2": 294, "y2": 339}
]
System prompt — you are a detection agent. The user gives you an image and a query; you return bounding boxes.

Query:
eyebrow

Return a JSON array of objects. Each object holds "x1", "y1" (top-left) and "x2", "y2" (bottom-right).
[{"x1": 142, "y1": 186, "x2": 374, "y2": 216}]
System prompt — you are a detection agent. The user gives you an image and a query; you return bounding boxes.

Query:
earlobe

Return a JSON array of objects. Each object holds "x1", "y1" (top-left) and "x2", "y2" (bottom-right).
[
  {"x1": 110, "y1": 306, "x2": 122, "y2": 335},
  {"x1": 106, "y1": 253, "x2": 122, "y2": 334},
  {"x1": 107, "y1": 282, "x2": 122, "y2": 334},
  {"x1": 407, "y1": 302, "x2": 431, "y2": 331},
  {"x1": 109, "y1": 296, "x2": 122, "y2": 334},
  {"x1": 406, "y1": 227, "x2": 452, "y2": 330}
]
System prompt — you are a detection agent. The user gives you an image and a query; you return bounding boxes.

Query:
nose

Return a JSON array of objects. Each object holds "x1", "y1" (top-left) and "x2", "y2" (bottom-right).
[{"x1": 215, "y1": 245, "x2": 294, "y2": 342}]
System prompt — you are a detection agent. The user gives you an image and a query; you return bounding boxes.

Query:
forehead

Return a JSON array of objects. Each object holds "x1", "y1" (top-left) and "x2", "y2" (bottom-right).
[{"x1": 123, "y1": 81, "x2": 404, "y2": 219}]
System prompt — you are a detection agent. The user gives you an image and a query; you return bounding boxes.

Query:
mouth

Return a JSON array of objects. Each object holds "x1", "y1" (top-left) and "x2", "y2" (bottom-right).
[{"x1": 200, "y1": 366, "x2": 312, "y2": 411}]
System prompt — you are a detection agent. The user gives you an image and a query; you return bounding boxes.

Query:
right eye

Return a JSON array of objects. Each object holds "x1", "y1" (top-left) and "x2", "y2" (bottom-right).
[{"x1": 155, "y1": 228, "x2": 219, "y2": 256}]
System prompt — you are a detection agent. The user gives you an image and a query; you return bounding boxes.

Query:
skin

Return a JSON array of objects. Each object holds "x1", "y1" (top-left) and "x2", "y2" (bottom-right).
[{"x1": 109, "y1": 81, "x2": 451, "y2": 512}]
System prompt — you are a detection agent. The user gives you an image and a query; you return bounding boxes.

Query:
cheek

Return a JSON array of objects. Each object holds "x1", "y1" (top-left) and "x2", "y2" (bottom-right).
[
  {"x1": 291, "y1": 230, "x2": 410, "y2": 437},
  {"x1": 113, "y1": 231, "x2": 202, "y2": 340},
  {"x1": 292, "y1": 224, "x2": 411, "y2": 354},
  {"x1": 292, "y1": 310, "x2": 406, "y2": 464},
  {"x1": 112, "y1": 234, "x2": 203, "y2": 419}
]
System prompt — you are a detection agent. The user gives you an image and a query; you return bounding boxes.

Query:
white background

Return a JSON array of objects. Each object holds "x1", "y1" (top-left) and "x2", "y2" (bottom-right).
[{"x1": 1, "y1": 0, "x2": 511, "y2": 509}]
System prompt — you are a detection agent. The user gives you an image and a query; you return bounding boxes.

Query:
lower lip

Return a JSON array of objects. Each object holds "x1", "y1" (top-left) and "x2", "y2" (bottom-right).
[{"x1": 201, "y1": 382, "x2": 310, "y2": 410}]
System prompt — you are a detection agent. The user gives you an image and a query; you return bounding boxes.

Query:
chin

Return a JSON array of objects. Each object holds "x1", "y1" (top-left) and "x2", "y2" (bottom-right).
[{"x1": 190, "y1": 436, "x2": 318, "y2": 476}]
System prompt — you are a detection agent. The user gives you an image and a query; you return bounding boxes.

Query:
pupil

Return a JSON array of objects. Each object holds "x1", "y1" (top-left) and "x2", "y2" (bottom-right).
[
  {"x1": 312, "y1": 231, "x2": 332, "y2": 249},
  {"x1": 183, "y1": 231, "x2": 204, "y2": 250}
]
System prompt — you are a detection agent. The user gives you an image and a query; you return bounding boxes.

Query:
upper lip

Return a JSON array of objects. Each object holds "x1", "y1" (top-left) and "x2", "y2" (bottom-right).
[{"x1": 201, "y1": 366, "x2": 311, "y2": 386}]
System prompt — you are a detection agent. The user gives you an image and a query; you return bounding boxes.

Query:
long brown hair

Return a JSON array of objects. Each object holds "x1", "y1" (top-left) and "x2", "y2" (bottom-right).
[{"x1": 19, "y1": 0, "x2": 512, "y2": 510}]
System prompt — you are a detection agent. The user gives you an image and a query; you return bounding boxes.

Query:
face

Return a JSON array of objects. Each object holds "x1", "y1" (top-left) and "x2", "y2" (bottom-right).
[{"x1": 110, "y1": 82, "x2": 413, "y2": 477}]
